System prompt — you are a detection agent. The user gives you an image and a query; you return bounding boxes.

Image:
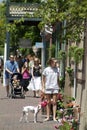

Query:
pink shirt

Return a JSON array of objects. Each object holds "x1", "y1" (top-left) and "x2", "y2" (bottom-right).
[{"x1": 22, "y1": 70, "x2": 30, "y2": 79}]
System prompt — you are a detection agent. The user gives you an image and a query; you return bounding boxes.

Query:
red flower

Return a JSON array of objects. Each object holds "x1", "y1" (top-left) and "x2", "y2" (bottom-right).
[{"x1": 41, "y1": 100, "x2": 47, "y2": 107}]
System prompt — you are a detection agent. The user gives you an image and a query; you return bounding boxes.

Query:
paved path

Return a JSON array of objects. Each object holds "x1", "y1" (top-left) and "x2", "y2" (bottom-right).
[{"x1": 0, "y1": 82, "x2": 57, "y2": 130}]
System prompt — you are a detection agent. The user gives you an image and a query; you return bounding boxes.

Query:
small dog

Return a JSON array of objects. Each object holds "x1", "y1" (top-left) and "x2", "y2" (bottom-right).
[{"x1": 19, "y1": 104, "x2": 41, "y2": 123}]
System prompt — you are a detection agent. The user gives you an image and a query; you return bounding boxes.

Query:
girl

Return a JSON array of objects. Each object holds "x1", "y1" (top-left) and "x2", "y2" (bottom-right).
[
  {"x1": 42, "y1": 58, "x2": 60, "y2": 121},
  {"x1": 21, "y1": 61, "x2": 31, "y2": 96}
]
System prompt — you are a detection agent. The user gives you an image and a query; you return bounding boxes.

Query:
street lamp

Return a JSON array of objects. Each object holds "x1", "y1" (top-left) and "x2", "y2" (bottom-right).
[
  {"x1": 45, "y1": 24, "x2": 53, "y2": 58},
  {"x1": 40, "y1": 31, "x2": 46, "y2": 69}
]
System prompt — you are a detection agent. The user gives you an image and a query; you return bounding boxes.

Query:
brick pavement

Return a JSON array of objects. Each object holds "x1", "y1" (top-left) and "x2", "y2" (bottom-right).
[{"x1": 0, "y1": 82, "x2": 57, "y2": 130}]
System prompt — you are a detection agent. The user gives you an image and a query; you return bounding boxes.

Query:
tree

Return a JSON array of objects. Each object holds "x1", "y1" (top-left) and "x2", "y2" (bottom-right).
[
  {"x1": 0, "y1": 2, "x2": 6, "y2": 55},
  {"x1": 35, "y1": 0, "x2": 87, "y2": 42},
  {"x1": 10, "y1": 0, "x2": 41, "y2": 3},
  {"x1": 0, "y1": 0, "x2": 41, "y2": 56},
  {"x1": 7, "y1": 20, "x2": 41, "y2": 55}
]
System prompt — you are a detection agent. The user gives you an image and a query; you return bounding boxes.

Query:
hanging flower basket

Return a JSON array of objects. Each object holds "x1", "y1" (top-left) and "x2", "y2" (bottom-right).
[
  {"x1": 68, "y1": 46, "x2": 84, "y2": 64},
  {"x1": 66, "y1": 66, "x2": 73, "y2": 76},
  {"x1": 74, "y1": 48, "x2": 84, "y2": 64},
  {"x1": 58, "y1": 50, "x2": 66, "y2": 60}
]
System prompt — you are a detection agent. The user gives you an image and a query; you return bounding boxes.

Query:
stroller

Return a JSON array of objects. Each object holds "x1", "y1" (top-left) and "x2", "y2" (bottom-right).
[{"x1": 10, "y1": 73, "x2": 25, "y2": 98}]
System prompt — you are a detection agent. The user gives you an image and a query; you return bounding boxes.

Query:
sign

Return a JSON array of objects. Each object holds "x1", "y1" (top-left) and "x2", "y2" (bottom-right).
[
  {"x1": 45, "y1": 24, "x2": 53, "y2": 34},
  {"x1": 19, "y1": 39, "x2": 32, "y2": 48},
  {"x1": 35, "y1": 42, "x2": 43, "y2": 48}
]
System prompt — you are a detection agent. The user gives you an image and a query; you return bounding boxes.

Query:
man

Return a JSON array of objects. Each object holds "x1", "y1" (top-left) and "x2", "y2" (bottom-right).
[
  {"x1": 17, "y1": 55, "x2": 24, "y2": 73},
  {"x1": 4, "y1": 54, "x2": 19, "y2": 97}
]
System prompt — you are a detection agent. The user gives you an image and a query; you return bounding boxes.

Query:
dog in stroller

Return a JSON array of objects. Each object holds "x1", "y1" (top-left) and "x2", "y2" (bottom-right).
[{"x1": 10, "y1": 73, "x2": 25, "y2": 98}]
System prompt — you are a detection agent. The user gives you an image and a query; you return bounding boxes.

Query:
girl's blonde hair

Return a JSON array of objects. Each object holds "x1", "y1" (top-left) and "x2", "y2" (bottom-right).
[{"x1": 47, "y1": 57, "x2": 56, "y2": 65}]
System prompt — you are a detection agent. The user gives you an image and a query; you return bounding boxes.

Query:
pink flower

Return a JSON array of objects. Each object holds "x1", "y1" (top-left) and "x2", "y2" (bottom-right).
[
  {"x1": 41, "y1": 100, "x2": 47, "y2": 107},
  {"x1": 54, "y1": 125, "x2": 59, "y2": 129}
]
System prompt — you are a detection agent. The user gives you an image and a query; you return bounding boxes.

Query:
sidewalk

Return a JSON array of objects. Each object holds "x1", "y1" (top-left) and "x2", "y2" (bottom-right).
[{"x1": 0, "y1": 82, "x2": 57, "y2": 130}]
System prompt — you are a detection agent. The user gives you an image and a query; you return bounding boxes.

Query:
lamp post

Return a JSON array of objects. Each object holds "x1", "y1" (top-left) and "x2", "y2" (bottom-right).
[
  {"x1": 40, "y1": 31, "x2": 46, "y2": 70},
  {"x1": 3, "y1": 30, "x2": 10, "y2": 86},
  {"x1": 45, "y1": 24, "x2": 53, "y2": 58}
]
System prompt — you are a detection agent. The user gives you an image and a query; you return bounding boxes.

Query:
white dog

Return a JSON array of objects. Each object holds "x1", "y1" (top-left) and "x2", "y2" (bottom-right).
[{"x1": 19, "y1": 104, "x2": 41, "y2": 123}]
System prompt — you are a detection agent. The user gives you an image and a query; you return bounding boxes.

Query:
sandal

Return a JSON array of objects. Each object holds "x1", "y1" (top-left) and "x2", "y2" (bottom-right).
[
  {"x1": 53, "y1": 118, "x2": 57, "y2": 122},
  {"x1": 43, "y1": 118, "x2": 50, "y2": 122}
]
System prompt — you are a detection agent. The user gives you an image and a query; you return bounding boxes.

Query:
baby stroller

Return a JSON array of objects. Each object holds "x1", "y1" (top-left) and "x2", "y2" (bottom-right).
[{"x1": 10, "y1": 73, "x2": 25, "y2": 98}]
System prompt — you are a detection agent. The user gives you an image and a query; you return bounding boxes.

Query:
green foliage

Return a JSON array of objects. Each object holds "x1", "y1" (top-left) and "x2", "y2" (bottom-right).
[
  {"x1": 58, "y1": 50, "x2": 66, "y2": 60},
  {"x1": 10, "y1": 0, "x2": 41, "y2": 3},
  {"x1": 66, "y1": 67, "x2": 73, "y2": 76},
  {"x1": 59, "y1": 122, "x2": 71, "y2": 130},
  {"x1": 6, "y1": 19, "x2": 41, "y2": 55},
  {"x1": 59, "y1": 77, "x2": 65, "y2": 89},
  {"x1": 72, "y1": 119, "x2": 79, "y2": 130},
  {"x1": 74, "y1": 47, "x2": 84, "y2": 63},
  {"x1": 0, "y1": 0, "x2": 86, "y2": 57},
  {"x1": 55, "y1": 95, "x2": 79, "y2": 130},
  {"x1": 56, "y1": 109, "x2": 64, "y2": 119},
  {"x1": 66, "y1": 96, "x2": 75, "y2": 102},
  {"x1": 66, "y1": 67, "x2": 74, "y2": 86},
  {"x1": 0, "y1": 47, "x2": 4, "y2": 55},
  {"x1": 48, "y1": 44, "x2": 56, "y2": 57},
  {"x1": 0, "y1": 3, "x2": 6, "y2": 48},
  {"x1": 68, "y1": 46, "x2": 77, "y2": 58},
  {"x1": 0, "y1": 2, "x2": 41, "y2": 55},
  {"x1": 35, "y1": 0, "x2": 87, "y2": 43},
  {"x1": 69, "y1": 46, "x2": 84, "y2": 64}
]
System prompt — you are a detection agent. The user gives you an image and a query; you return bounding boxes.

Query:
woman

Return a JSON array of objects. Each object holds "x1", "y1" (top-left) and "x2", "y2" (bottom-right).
[
  {"x1": 21, "y1": 61, "x2": 31, "y2": 96},
  {"x1": 28, "y1": 58, "x2": 42, "y2": 97},
  {"x1": 42, "y1": 58, "x2": 60, "y2": 121}
]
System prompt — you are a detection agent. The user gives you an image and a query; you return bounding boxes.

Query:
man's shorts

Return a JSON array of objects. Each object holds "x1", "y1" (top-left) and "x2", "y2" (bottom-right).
[{"x1": 4, "y1": 78, "x2": 10, "y2": 86}]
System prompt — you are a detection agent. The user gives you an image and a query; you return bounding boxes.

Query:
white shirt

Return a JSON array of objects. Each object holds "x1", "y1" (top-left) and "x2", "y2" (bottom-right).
[{"x1": 42, "y1": 66, "x2": 59, "y2": 90}]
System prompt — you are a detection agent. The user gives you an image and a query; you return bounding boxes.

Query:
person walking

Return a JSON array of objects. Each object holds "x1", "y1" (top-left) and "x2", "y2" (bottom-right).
[
  {"x1": 21, "y1": 61, "x2": 31, "y2": 96},
  {"x1": 28, "y1": 54, "x2": 34, "y2": 74},
  {"x1": 42, "y1": 58, "x2": 60, "y2": 122},
  {"x1": 4, "y1": 54, "x2": 19, "y2": 97},
  {"x1": 17, "y1": 55, "x2": 24, "y2": 73},
  {"x1": 27, "y1": 57, "x2": 42, "y2": 97}
]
